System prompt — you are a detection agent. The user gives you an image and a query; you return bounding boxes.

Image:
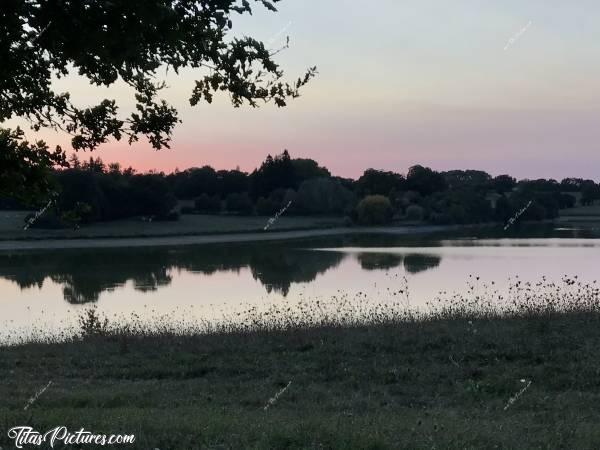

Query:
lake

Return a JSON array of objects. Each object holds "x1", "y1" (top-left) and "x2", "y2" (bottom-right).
[{"x1": 2, "y1": 224, "x2": 600, "y2": 344}]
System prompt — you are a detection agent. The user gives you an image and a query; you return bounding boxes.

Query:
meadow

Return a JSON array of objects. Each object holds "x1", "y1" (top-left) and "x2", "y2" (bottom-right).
[
  {"x1": 1, "y1": 277, "x2": 600, "y2": 449},
  {"x1": 0, "y1": 211, "x2": 345, "y2": 241}
]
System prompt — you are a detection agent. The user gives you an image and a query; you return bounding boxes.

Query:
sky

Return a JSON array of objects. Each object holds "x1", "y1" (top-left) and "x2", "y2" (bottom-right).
[{"x1": 6, "y1": 0, "x2": 600, "y2": 180}]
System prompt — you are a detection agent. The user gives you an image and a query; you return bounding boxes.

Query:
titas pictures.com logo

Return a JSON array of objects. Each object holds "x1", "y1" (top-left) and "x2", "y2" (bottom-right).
[{"x1": 6, "y1": 426, "x2": 135, "y2": 448}]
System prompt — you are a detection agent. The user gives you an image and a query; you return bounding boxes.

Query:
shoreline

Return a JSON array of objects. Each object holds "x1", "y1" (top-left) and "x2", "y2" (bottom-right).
[{"x1": 0, "y1": 225, "x2": 460, "y2": 251}]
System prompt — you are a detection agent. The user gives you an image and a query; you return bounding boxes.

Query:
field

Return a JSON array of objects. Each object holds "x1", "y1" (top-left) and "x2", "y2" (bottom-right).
[
  {"x1": 0, "y1": 211, "x2": 345, "y2": 241},
  {"x1": 2, "y1": 309, "x2": 600, "y2": 449},
  {"x1": 559, "y1": 204, "x2": 600, "y2": 223}
]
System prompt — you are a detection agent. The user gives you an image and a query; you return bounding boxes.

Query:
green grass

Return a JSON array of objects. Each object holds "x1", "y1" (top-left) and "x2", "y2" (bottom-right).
[
  {"x1": 2, "y1": 313, "x2": 600, "y2": 449},
  {"x1": 0, "y1": 212, "x2": 345, "y2": 240},
  {"x1": 559, "y1": 204, "x2": 600, "y2": 223}
]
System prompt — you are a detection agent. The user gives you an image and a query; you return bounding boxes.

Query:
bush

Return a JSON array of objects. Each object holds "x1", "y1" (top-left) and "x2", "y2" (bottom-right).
[
  {"x1": 256, "y1": 197, "x2": 281, "y2": 216},
  {"x1": 194, "y1": 194, "x2": 221, "y2": 214},
  {"x1": 225, "y1": 192, "x2": 254, "y2": 215},
  {"x1": 295, "y1": 178, "x2": 356, "y2": 215},
  {"x1": 156, "y1": 211, "x2": 180, "y2": 222},
  {"x1": 356, "y1": 195, "x2": 393, "y2": 225},
  {"x1": 405, "y1": 204, "x2": 425, "y2": 221}
]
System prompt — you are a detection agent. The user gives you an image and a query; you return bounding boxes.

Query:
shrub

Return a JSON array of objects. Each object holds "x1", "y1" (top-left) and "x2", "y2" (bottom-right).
[
  {"x1": 78, "y1": 308, "x2": 109, "y2": 338},
  {"x1": 405, "y1": 204, "x2": 425, "y2": 221},
  {"x1": 356, "y1": 195, "x2": 393, "y2": 225},
  {"x1": 225, "y1": 192, "x2": 254, "y2": 215},
  {"x1": 256, "y1": 197, "x2": 281, "y2": 216},
  {"x1": 194, "y1": 194, "x2": 221, "y2": 214}
]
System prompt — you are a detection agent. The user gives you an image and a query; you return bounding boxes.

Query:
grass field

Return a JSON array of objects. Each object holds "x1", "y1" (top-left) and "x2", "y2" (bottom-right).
[
  {"x1": 1, "y1": 314, "x2": 599, "y2": 449},
  {"x1": 0, "y1": 212, "x2": 345, "y2": 240},
  {"x1": 3, "y1": 274, "x2": 600, "y2": 450},
  {"x1": 559, "y1": 204, "x2": 600, "y2": 223}
]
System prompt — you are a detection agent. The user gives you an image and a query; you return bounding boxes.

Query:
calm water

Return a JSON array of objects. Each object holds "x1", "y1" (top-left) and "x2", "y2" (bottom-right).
[{"x1": 2, "y1": 225, "x2": 600, "y2": 343}]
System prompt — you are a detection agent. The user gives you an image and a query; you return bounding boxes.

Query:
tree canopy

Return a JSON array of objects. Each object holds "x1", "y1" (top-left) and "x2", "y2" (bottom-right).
[{"x1": 0, "y1": 0, "x2": 315, "y2": 203}]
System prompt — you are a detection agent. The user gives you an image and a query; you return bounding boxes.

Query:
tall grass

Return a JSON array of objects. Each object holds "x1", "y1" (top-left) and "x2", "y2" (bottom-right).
[
  {"x1": 4, "y1": 275, "x2": 598, "y2": 348},
  {"x1": 72, "y1": 275, "x2": 600, "y2": 342}
]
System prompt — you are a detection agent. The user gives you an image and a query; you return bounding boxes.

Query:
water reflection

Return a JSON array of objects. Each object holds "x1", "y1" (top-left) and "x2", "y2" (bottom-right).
[
  {"x1": 0, "y1": 244, "x2": 346, "y2": 303},
  {"x1": 403, "y1": 254, "x2": 442, "y2": 274},
  {"x1": 356, "y1": 252, "x2": 441, "y2": 274},
  {"x1": 3, "y1": 225, "x2": 600, "y2": 307}
]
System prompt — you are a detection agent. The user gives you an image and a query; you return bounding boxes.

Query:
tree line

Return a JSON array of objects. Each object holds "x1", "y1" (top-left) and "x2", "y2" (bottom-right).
[{"x1": 3, "y1": 150, "x2": 599, "y2": 228}]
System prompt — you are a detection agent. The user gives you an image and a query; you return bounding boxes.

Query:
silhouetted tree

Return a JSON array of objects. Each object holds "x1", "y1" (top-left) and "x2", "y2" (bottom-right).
[
  {"x1": 492, "y1": 175, "x2": 517, "y2": 194},
  {"x1": 356, "y1": 169, "x2": 405, "y2": 197},
  {"x1": 0, "y1": 128, "x2": 67, "y2": 205},
  {"x1": 250, "y1": 150, "x2": 297, "y2": 198},
  {"x1": 406, "y1": 165, "x2": 447, "y2": 196},
  {"x1": 291, "y1": 158, "x2": 331, "y2": 183},
  {"x1": 443, "y1": 170, "x2": 492, "y2": 191},
  {"x1": 1, "y1": 0, "x2": 315, "y2": 202}
]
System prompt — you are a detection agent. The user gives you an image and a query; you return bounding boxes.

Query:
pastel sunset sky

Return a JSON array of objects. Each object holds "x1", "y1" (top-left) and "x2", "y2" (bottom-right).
[{"x1": 8, "y1": 0, "x2": 600, "y2": 179}]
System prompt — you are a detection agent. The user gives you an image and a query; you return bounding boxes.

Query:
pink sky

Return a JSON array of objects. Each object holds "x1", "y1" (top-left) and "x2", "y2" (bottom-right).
[{"x1": 6, "y1": 1, "x2": 600, "y2": 180}]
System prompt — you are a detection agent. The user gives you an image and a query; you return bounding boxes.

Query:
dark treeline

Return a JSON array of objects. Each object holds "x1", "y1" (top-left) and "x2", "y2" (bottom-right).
[{"x1": 5, "y1": 150, "x2": 600, "y2": 228}]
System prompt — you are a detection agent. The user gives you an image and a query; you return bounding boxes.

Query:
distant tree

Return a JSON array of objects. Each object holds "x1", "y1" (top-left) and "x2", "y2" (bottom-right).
[
  {"x1": 519, "y1": 179, "x2": 560, "y2": 193},
  {"x1": 559, "y1": 193, "x2": 576, "y2": 209},
  {"x1": 356, "y1": 195, "x2": 393, "y2": 225},
  {"x1": 426, "y1": 189, "x2": 492, "y2": 224},
  {"x1": 56, "y1": 169, "x2": 108, "y2": 222},
  {"x1": 81, "y1": 157, "x2": 106, "y2": 174},
  {"x1": 356, "y1": 169, "x2": 405, "y2": 197},
  {"x1": 560, "y1": 178, "x2": 585, "y2": 192},
  {"x1": 406, "y1": 165, "x2": 447, "y2": 196},
  {"x1": 130, "y1": 174, "x2": 177, "y2": 218},
  {"x1": 291, "y1": 158, "x2": 331, "y2": 183},
  {"x1": 295, "y1": 178, "x2": 356, "y2": 215},
  {"x1": 443, "y1": 170, "x2": 492, "y2": 191},
  {"x1": 492, "y1": 175, "x2": 517, "y2": 194},
  {"x1": 581, "y1": 182, "x2": 600, "y2": 206},
  {"x1": 171, "y1": 166, "x2": 219, "y2": 199},
  {"x1": 535, "y1": 193, "x2": 560, "y2": 218},
  {"x1": 68, "y1": 154, "x2": 82, "y2": 169},
  {"x1": 216, "y1": 170, "x2": 249, "y2": 197},
  {"x1": 250, "y1": 150, "x2": 297, "y2": 198}
]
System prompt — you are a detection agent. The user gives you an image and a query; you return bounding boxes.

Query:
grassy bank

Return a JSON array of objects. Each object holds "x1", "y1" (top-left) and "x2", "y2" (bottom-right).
[
  {"x1": 1, "y1": 310, "x2": 600, "y2": 449},
  {"x1": 0, "y1": 212, "x2": 346, "y2": 241}
]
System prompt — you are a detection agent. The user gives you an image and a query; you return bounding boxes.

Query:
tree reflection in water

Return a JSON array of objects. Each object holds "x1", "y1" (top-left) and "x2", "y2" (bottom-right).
[
  {"x1": 356, "y1": 252, "x2": 440, "y2": 274},
  {"x1": 0, "y1": 243, "x2": 345, "y2": 304},
  {"x1": 0, "y1": 234, "x2": 444, "y2": 304}
]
